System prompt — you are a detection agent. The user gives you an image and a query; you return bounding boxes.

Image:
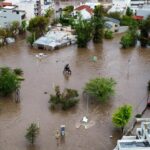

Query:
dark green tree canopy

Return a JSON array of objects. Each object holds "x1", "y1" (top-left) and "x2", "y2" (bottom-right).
[
  {"x1": 92, "y1": 5, "x2": 104, "y2": 43},
  {"x1": 27, "y1": 16, "x2": 49, "y2": 38},
  {"x1": 0, "y1": 67, "x2": 21, "y2": 96},
  {"x1": 74, "y1": 18, "x2": 93, "y2": 48},
  {"x1": 25, "y1": 123, "x2": 39, "y2": 144}
]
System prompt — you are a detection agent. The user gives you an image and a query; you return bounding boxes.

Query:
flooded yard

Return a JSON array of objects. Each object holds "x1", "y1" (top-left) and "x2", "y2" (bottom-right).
[{"x1": 0, "y1": 34, "x2": 150, "y2": 150}]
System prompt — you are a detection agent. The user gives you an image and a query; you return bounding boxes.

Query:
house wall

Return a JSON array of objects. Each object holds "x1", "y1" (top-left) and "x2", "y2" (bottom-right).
[
  {"x1": 136, "y1": 9, "x2": 150, "y2": 19},
  {"x1": 0, "y1": 8, "x2": 25, "y2": 28}
]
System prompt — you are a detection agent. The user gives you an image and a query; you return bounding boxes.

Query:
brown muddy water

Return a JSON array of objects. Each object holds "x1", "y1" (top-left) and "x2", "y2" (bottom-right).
[{"x1": 0, "y1": 35, "x2": 150, "y2": 150}]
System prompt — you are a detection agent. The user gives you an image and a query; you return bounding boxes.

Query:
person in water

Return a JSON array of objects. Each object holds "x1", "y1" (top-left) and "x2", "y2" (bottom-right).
[{"x1": 64, "y1": 64, "x2": 71, "y2": 74}]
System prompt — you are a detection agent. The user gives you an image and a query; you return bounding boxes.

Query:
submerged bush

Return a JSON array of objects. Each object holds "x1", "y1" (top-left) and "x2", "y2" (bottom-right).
[
  {"x1": 49, "y1": 86, "x2": 79, "y2": 110},
  {"x1": 14, "y1": 68, "x2": 23, "y2": 76},
  {"x1": 0, "y1": 67, "x2": 21, "y2": 96},
  {"x1": 120, "y1": 30, "x2": 137, "y2": 48},
  {"x1": 84, "y1": 77, "x2": 116, "y2": 102},
  {"x1": 104, "y1": 30, "x2": 113, "y2": 39}
]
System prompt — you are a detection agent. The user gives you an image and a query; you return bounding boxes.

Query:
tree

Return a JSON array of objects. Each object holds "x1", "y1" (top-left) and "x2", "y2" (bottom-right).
[
  {"x1": 13, "y1": 68, "x2": 23, "y2": 76},
  {"x1": 25, "y1": 123, "x2": 39, "y2": 144},
  {"x1": 107, "y1": 12, "x2": 121, "y2": 20},
  {"x1": 112, "y1": 105, "x2": 132, "y2": 132},
  {"x1": 62, "y1": 5, "x2": 74, "y2": 17},
  {"x1": 104, "y1": 30, "x2": 113, "y2": 39},
  {"x1": 84, "y1": 77, "x2": 116, "y2": 102},
  {"x1": 126, "y1": 7, "x2": 133, "y2": 16},
  {"x1": 26, "y1": 33, "x2": 35, "y2": 46},
  {"x1": 10, "y1": 21, "x2": 20, "y2": 37},
  {"x1": 44, "y1": 8, "x2": 54, "y2": 18},
  {"x1": 74, "y1": 18, "x2": 93, "y2": 48},
  {"x1": 139, "y1": 17, "x2": 150, "y2": 47},
  {"x1": 0, "y1": 28, "x2": 7, "y2": 45},
  {"x1": 21, "y1": 20, "x2": 27, "y2": 32},
  {"x1": 27, "y1": 16, "x2": 49, "y2": 38},
  {"x1": 0, "y1": 67, "x2": 21, "y2": 96},
  {"x1": 49, "y1": 86, "x2": 79, "y2": 110},
  {"x1": 120, "y1": 29, "x2": 137, "y2": 48},
  {"x1": 92, "y1": 5, "x2": 104, "y2": 43}
]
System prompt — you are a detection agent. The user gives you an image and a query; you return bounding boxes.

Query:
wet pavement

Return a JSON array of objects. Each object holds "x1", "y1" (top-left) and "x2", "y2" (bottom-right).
[{"x1": 0, "y1": 34, "x2": 150, "y2": 150}]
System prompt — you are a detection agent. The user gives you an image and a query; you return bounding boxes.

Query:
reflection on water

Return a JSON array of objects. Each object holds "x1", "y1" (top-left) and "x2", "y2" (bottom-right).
[{"x1": 0, "y1": 34, "x2": 150, "y2": 150}]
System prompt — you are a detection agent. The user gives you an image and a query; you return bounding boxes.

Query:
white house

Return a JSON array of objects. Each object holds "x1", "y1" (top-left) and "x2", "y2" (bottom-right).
[
  {"x1": 74, "y1": 5, "x2": 93, "y2": 20},
  {"x1": 108, "y1": 0, "x2": 147, "y2": 14},
  {"x1": 114, "y1": 121, "x2": 150, "y2": 150},
  {"x1": 135, "y1": 5, "x2": 150, "y2": 19},
  {"x1": 0, "y1": 5, "x2": 26, "y2": 28}
]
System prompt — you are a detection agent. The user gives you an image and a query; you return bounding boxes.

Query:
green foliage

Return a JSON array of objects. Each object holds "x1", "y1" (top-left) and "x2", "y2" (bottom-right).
[
  {"x1": 139, "y1": 17, "x2": 150, "y2": 47},
  {"x1": 44, "y1": 8, "x2": 54, "y2": 18},
  {"x1": 120, "y1": 30, "x2": 137, "y2": 48},
  {"x1": 84, "y1": 77, "x2": 116, "y2": 102},
  {"x1": 10, "y1": 21, "x2": 20, "y2": 37},
  {"x1": 74, "y1": 19, "x2": 93, "y2": 47},
  {"x1": 0, "y1": 28, "x2": 7, "y2": 38},
  {"x1": 107, "y1": 12, "x2": 121, "y2": 20},
  {"x1": 59, "y1": 16, "x2": 75, "y2": 26},
  {"x1": 63, "y1": 5, "x2": 74, "y2": 12},
  {"x1": 148, "y1": 80, "x2": 150, "y2": 92},
  {"x1": 27, "y1": 16, "x2": 49, "y2": 38},
  {"x1": 49, "y1": 86, "x2": 79, "y2": 110},
  {"x1": 126, "y1": 7, "x2": 133, "y2": 16},
  {"x1": 104, "y1": 30, "x2": 113, "y2": 39},
  {"x1": 25, "y1": 123, "x2": 39, "y2": 144},
  {"x1": 26, "y1": 33, "x2": 35, "y2": 46},
  {"x1": 112, "y1": 105, "x2": 132, "y2": 131},
  {"x1": 62, "y1": 5, "x2": 74, "y2": 17},
  {"x1": 13, "y1": 68, "x2": 23, "y2": 76},
  {"x1": 135, "y1": 114, "x2": 142, "y2": 118},
  {"x1": 0, "y1": 67, "x2": 21, "y2": 96},
  {"x1": 21, "y1": 20, "x2": 27, "y2": 32},
  {"x1": 93, "y1": 5, "x2": 104, "y2": 43},
  {"x1": 120, "y1": 16, "x2": 138, "y2": 29}
]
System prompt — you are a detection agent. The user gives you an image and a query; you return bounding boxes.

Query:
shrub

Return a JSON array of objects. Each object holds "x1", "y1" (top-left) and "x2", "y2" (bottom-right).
[
  {"x1": 62, "y1": 98, "x2": 78, "y2": 110},
  {"x1": 0, "y1": 67, "x2": 21, "y2": 96},
  {"x1": 27, "y1": 33, "x2": 35, "y2": 46},
  {"x1": 13, "y1": 68, "x2": 23, "y2": 76},
  {"x1": 25, "y1": 123, "x2": 39, "y2": 144},
  {"x1": 120, "y1": 16, "x2": 138, "y2": 29},
  {"x1": 120, "y1": 30, "x2": 137, "y2": 48},
  {"x1": 49, "y1": 86, "x2": 79, "y2": 110},
  {"x1": 84, "y1": 77, "x2": 116, "y2": 102},
  {"x1": 104, "y1": 30, "x2": 113, "y2": 39},
  {"x1": 126, "y1": 7, "x2": 133, "y2": 16},
  {"x1": 112, "y1": 105, "x2": 132, "y2": 132},
  {"x1": 107, "y1": 12, "x2": 121, "y2": 20},
  {"x1": 135, "y1": 114, "x2": 142, "y2": 118}
]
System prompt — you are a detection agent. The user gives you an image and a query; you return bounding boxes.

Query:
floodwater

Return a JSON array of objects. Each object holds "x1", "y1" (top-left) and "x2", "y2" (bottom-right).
[{"x1": 0, "y1": 34, "x2": 150, "y2": 150}]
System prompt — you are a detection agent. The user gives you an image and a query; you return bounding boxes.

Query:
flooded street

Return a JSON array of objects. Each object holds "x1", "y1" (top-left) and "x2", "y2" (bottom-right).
[{"x1": 0, "y1": 34, "x2": 150, "y2": 150}]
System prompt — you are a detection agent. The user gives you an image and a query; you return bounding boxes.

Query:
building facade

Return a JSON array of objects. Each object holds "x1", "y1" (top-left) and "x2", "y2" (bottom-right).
[{"x1": 0, "y1": 5, "x2": 26, "y2": 28}]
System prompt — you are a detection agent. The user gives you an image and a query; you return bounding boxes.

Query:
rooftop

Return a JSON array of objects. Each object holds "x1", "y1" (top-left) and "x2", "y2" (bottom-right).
[
  {"x1": 75, "y1": 5, "x2": 93, "y2": 14},
  {"x1": 119, "y1": 140, "x2": 150, "y2": 149},
  {"x1": 3, "y1": 5, "x2": 17, "y2": 10}
]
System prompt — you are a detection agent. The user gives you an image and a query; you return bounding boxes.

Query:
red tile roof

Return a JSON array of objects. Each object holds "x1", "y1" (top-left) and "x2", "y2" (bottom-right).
[
  {"x1": 132, "y1": 16, "x2": 144, "y2": 20},
  {"x1": 75, "y1": 5, "x2": 93, "y2": 14},
  {"x1": 0, "y1": 2, "x2": 12, "y2": 7}
]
